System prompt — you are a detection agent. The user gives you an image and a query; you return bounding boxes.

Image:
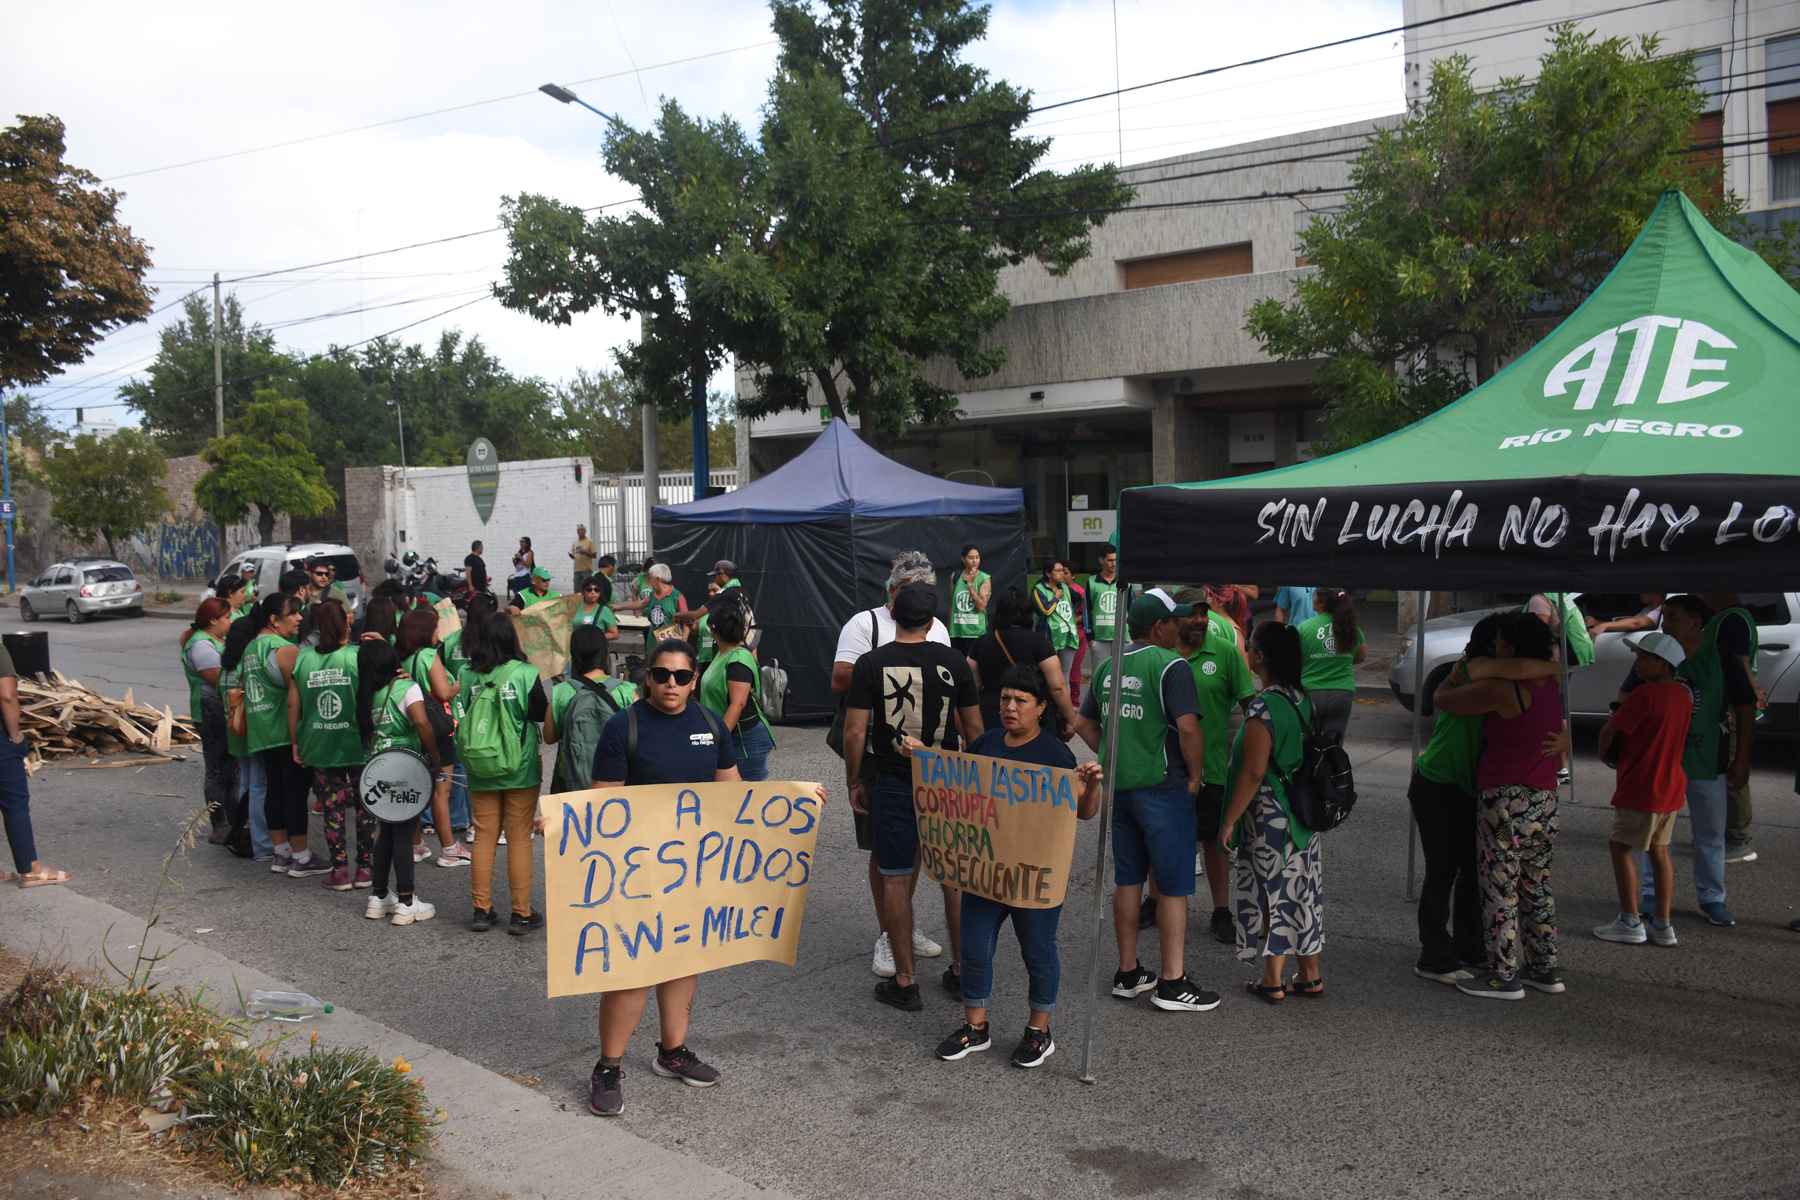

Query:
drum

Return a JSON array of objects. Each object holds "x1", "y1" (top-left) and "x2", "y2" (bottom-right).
[{"x1": 359, "y1": 747, "x2": 433, "y2": 823}]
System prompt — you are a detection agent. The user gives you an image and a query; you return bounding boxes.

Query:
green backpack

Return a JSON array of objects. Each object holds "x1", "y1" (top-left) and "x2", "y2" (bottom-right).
[
  {"x1": 557, "y1": 676, "x2": 624, "y2": 791},
  {"x1": 457, "y1": 662, "x2": 524, "y2": 780}
]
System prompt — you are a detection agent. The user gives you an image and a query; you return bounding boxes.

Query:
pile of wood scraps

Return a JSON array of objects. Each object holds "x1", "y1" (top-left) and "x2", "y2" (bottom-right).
[{"x1": 16, "y1": 672, "x2": 197, "y2": 773}]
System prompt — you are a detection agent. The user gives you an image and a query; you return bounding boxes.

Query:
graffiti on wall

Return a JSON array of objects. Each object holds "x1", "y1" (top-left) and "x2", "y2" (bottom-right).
[{"x1": 157, "y1": 523, "x2": 220, "y2": 580}]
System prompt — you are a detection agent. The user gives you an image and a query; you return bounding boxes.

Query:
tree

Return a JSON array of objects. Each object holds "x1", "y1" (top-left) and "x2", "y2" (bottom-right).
[
  {"x1": 0, "y1": 115, "x2": 153, "y2": 390},
  {"x1": 118, "y1": 292, "x2": 291, "y2": 456},
  {"x1": 38, "y1": 428, "x2": 168, "y2": 559},
  {"x1": 194, "y1": 393, "x2": 336, "y2": 546},
  {"x1": 1245, "y1": 28, "x2": 1729, "y2": 452},
  {"x1": 554, "y1": 368, "x2": 736, "y2": 472}
]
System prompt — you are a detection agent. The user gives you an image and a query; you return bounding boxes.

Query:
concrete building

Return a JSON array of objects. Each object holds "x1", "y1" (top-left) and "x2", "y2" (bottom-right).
[{"x1": 739, "y1": 0, "x2": 1800, "y2": 575}]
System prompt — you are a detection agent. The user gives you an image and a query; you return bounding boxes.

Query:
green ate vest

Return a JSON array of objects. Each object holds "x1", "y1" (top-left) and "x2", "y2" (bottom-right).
[
  {"x1": 1037, "y1": 584, "x2": 1077, "y2": 651},
  {"x1": 293, "y1": 645, "x2": 363, "y2": 768},
  {"x1": 220, "y1": 664, "x2": 248, "y2": 757},
  {"x1": 455, "y1": 663, "x2": 543, "y2": 790},
  {"x1": 1092, "y1": 644, "x2": 1186, "y2": 790},
  {"x1": 372, "y1": 679, "x2": 424, "y2": 755},
  {"x1": 1089, "y1": 577, "x2": 1119, "y2": 642},
  {"x1": 1704, "y1": 606, "x2": 1759, "y2": 678},
  {"x1": 242, "y1": 633, "x2": 293, "y2": 754},
  {"x1": 697, "y1": 579, "x2": 741, "y2": 662},
  {"x1": 1674, "y1": 642, "x2": 1727, "y2": 782},
  {"x1": 949, "y1": 572, "x2": 990, "y2": 639},
  {"x1": 1226, "y1": 688, "x2": 1316, "y2": 852},
  {"x1": 699, "y1": 644, "x2": 771, "y2": 744},
  {"x1": 182, "y1": 631, "x2": 224, "y2": 723}
]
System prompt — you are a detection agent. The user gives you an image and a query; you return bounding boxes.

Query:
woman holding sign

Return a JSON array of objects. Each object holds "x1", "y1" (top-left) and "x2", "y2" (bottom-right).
[{"x1": 935, "y1": 664, "x2": 1101, "y2": 1069}]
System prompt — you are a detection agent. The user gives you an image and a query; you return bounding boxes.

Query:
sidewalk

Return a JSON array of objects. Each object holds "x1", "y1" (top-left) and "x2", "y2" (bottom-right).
[{"x1": 1, "y1": 885, "x2": 792, "y2": 1200}]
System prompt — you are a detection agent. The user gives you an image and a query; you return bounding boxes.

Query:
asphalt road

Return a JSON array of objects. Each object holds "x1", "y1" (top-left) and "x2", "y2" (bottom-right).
[{"x1": 14, "y1": 615, "x2": 1800, "y2": 1199}]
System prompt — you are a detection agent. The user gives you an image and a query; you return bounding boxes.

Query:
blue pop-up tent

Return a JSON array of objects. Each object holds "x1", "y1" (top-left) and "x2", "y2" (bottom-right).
[{"x1": 653, "y1": 419, "x2": 1027, "y2": 720}]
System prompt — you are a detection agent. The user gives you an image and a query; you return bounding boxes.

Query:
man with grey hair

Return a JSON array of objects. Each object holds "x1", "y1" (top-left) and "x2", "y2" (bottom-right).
[{"x1": 832, "y1": 550, "x2": 958, "y2": 981}]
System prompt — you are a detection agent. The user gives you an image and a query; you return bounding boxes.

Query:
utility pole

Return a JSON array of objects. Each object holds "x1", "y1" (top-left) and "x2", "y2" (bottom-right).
[
  {"x1": 691, "y1": 371, "x2": 709, "y2": 498},
  {"x1": 212, "y1": 273, "x2": 224, "y2": 439},
  {"x1": 1, "y1": 401, "x2": 13, "y2": 597},
  {"x1": 641, "y1": 401, "x2": 659, "y2": 558}
]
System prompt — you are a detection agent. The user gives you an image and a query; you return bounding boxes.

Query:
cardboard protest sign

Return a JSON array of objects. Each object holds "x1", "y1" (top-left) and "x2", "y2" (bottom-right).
[
  {"x1": 433, "y1": 597, "x2": 461, "y2": 643},
  {"x1": 511, "y1": 593, "x2": 579, "y2": 680},
  {"x1": 544, "y1": 781, "x2": 823, "y2": 997},
  {"x1": 911, "y1": 748, "x2": 1081, "y2": 908}
]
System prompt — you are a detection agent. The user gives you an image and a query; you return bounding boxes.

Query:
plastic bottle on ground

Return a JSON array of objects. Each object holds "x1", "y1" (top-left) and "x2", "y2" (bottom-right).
[{"x1": 245, "y1": 989, "x2": 333, "y2": 1021}]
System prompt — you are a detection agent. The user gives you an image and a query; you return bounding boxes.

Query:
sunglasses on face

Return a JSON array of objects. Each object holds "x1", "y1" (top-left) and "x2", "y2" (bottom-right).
[{"x1": 648, "y1": 667, "x2": 695, "y2": 686}]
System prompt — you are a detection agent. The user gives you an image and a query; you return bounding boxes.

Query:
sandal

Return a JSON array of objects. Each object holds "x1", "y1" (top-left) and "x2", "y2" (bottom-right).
[
  {"x1": 1245, "y1": 980, "x2": 1285, "y2": 1005},
  {"x1": 0, "y1": 871, "x2": 16, "y2": 884},
  {"x1": 20, "y1": 868, "x2": 72, "y2": 888},
  {"x1": 1287, "y1": 976, "x2": 1324, "y2": 998}
]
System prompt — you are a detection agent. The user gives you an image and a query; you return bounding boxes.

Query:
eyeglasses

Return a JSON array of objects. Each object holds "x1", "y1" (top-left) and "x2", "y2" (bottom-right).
[{"x1": 648, "y1": 667, "x2": 695, "y2": 686}]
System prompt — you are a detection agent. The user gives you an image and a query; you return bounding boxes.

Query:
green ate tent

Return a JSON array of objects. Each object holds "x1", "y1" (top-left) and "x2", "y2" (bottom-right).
[{"x1": 1121, "y1": 192, "x2": 1800, "y2": 590}]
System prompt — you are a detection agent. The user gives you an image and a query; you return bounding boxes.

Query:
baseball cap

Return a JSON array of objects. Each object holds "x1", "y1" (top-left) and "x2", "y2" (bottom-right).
[
  {"x1": 1171, "y1": 586, "x2": 1211, "y2": 608},
  {"x1": 1127, "y1": 587, "x2": 1193, "y2": 628},
  {"x1": 712, "y1": 559, "x2": 737, "y2": 574},
  {"x1": 1625, "y1": 630, "x2": 1686, "y2": 668},
  {"x1": 892, "y1": 582, "x2": 937, "y2": 628},
  {"x1": 530, "y1": 566, "x2": 553, "y2": 581}
]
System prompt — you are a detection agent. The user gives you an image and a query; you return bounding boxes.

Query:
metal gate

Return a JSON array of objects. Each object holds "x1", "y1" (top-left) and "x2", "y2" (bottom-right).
[{"x1": 589, "y1": 469, "x2": 737, "y2": 563}]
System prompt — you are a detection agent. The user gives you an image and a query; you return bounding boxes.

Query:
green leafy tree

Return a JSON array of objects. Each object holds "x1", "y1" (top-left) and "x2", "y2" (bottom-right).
[
  {"x1": 38, "y1": 428, "x2": 169, "y2": 559},
  {"x1": 554, "y1": 368, "x2": 736, "y2": 471},
  {"x1": 194, "y1": 393, "x2": 336, "y2": 546},
  {"x1": 118, "y1": 292, "x2": 291, "y2": 456},
  {"x1": 1246, "y1": 28, "x2": 1729, "y2": 452},
  {"x1": 0, "y1": 115, "x2": 154, "y2": 390}
]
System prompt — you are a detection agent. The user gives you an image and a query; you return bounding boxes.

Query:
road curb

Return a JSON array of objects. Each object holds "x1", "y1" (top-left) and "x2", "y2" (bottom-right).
[{"x1": 1, "y1": 885, "x2": 795, "y2": 1200}]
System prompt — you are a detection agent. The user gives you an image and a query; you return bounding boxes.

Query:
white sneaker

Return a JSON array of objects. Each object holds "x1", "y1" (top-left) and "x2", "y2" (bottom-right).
[
  {"x1": 911, "y1": 928, "x2": 943, "y2": 958},
  {"x1": 872, "y1": 932, "x2": 897, "y2": 977},
  {"x1": 365, "y1": 893, "x2": 399, "y2": 920},
  {"x1": 391, "y1": 897, "x2": 436, "y2": 926},
  {"x1": 1195, "y1": 850, "x2": 1205, "y2": 876},
  {"x1": 497, "y1": 830, "x2": 508, "y2": 846}
]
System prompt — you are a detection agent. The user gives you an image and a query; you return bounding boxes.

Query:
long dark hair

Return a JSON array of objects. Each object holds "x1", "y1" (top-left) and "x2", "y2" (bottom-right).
[
  {"x1": 471, "y1": 614, "x2": 527, "y2": 674},
  {"x1": 1501, "y1": 611, "x2": 1556, "y2": 662},
  {"x1": 255, "y1": 592, "x2": 301, "y2": 631},
  {"x1": 1315, "y1": 587, "x2": 1358, "y2": 657},
  {"x1": 1251, "y1": 621, "x2": 1304, "y2": 689},
  {"x1": 989, "y1": 586, "x2": 1033, "y2": 631},
  {"x1": 569, "y1": 623, "x2": 610, "y2": 676},
  {"x1": 311, "y1": 600, "x2": 350, "y2": 650},
  {"x1": 397, "y1": 608, "x2": 437, "y2": 655},
  {"x1": 1465, "y1": 613, "x2": 1506, "y2": 659},
  {"x1": 219, "y1": 612, "x2": 260, "y2": 672},
  {"x1": 363, "y1": 597, "x2": 399, "y2": 644},
  {"x1": 356, "y1": 640, "x2": 403, "y2": 750}
]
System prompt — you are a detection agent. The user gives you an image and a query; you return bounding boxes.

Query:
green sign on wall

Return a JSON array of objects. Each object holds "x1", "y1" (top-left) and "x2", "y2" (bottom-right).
[{"x1": 467, "y1": 437, "x2": 498, "y2": 523}]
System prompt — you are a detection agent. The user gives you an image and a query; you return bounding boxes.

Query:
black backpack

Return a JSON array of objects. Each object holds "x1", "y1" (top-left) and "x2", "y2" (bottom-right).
[{"x1": 1264, "y1": 692, "x2": 1356, "y2": 834}]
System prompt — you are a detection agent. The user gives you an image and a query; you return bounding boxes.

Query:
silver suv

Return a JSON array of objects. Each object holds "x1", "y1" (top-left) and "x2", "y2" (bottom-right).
[
  {"x1": 208, "y1": 543, "x2": 365, "y2": 616},
  {"x1": 20, "y1": 558, "x2": 143, "y2": 623}
]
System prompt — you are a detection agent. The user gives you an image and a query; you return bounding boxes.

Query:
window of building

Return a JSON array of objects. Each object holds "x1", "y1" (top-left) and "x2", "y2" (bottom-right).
[
  {"x1": 1769, "y1": 35, "x2": 1800, "y2": 201},
  {"x1": 1121, "y1": 243, "x2": 1253, "y2": 289}
]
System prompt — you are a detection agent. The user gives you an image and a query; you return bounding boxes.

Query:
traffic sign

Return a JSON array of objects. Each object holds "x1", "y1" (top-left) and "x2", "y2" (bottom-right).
[{"x1": 0, "y1": 501, "x2": 16, "y2": 519}]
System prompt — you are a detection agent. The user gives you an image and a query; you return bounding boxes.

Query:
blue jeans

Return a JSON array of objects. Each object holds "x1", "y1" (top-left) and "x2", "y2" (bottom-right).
[
  {"x1": 1640, "y1": 777, "x2": 1727, "y2": 906},
  {"x1": 239, "y1": 754, "x2": 271, "y2": 858},
  {"x1": 0, "y1": 735, "x2": 37, "y2": 873},
  {"x1": 958, "y1": 892, "x2": 1063, "y2": 1012},
  {"x1": 731, "y1": 722, "x2": 774, "y2": 782},
  {"x1": 447, "y1": 762, "x2": 471, "y2": 830}
]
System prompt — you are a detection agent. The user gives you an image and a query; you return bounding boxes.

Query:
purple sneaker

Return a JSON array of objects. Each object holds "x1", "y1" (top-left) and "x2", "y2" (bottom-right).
[
  {"x1": 287, "y1": 855, "x2": 332, "y2": 879},
  {"x1": 652, "y1": 1042, "x2": 720, "y2": 1088},
  {"x1": 353, "y1": 867, "x2": 373, "y2": 889},
  {"x1": 588, "y1": 1063, "x2": 624, "y2": 1116},
  {"x1": 320, "y1": 867, "x2": 353, "y2": 891}
]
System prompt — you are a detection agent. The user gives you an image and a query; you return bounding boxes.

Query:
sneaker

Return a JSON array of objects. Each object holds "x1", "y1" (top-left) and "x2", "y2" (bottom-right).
[
  {"x1": 470, "y1": 907, "x2": 496, "y2": 933},
  {"x1": 871, "y1": 932, "x2": 897, "y2": 978},
  {"x1": 1138, "y1": 895, "x2": 1157, "y2": 928},
  {"x1": 1414, "y1": 964, "x2": 1474, "y2": 984},
  {"x1": 1210, "y1": 906, "x2": 1234, "y2": 944},
  {"x1": 873, "y1": 978, "x2": 923, "y2": 1011},
  {"x1": 1557, "y1": 766, "x2": 1572, "y2": 786},
  {"x1": 934, "y1": 1022, "x2": 992, "y2": 1061},
  {"x1": 497, "y1": 830, "x2": 507, "y2": 846},
  {"x1": 1789, "y1": 917, "x2": 1800, "y2": 933},
  {"x1": 320, "y1": 867, "x2": 353, "y2": 891},
  {"x1": 287, "y1": 855, "x2": 332, "y2": 878},
  {"x1": 588, "y1": 1063, "x2": 624, "y2": 1116},
  {"x1": 508, "y1": 911, "x2": 545, "y2": 937},
  {"x1": 1455, "y1": 969, "x2": 1524, "y2": 1001},
  {"x1": 1111, "y1": 963, "x2": 1157, "y2": 999},
  {"x1": 269, "y1": 851, "x2": 294, "y2": 874},
  {"x1": 1725, "y1": 845, "x2": 1758, "y2": 863},
  {"x1": 1010, "y1": 1025, "x2": 1056, "y2": 1068},
  {"x1": 941, "y1": 964, "x2": 962, "y2": 998},
  {"x1": 1699, "y1": 901, "x2": 1736, "y2": 927},
  {"x1": 1151, "y1": 975, "x2": 1221, "y2": 1012},
  {"x1": 653, "y1": 1042, "x2": 721, "y2": 1087},
  {"x1": 365, "y1": 893, "x2": 399, "y2": 920},
  {"x1": 436, "y1": 843, "x2": 471, "y2": 868},
  {"x1": 1524, "y1": 967, "x2": 1565, "y2": 994},
  {"x1": 411, "y1": 843, "x2": 433, "y2": 863},
  {"x1": 1648, "y1": 918, "x2": 1678, "y2": 947},
  {"x1": 911, "y1": 928, "x2": 943, "y2": 958},
  {"x1": 1593, "y1": 914, "x2": 1647, "y2": 944},
  {"x1": 1194, "y1": 850, "x2": 1205, "y2": 876},
  {"x1": 353, "y1": 867, "x2": 373, "y2": 888},
  {"x1": 391, "y1": 897, "x2": 436, "y2": 926}
]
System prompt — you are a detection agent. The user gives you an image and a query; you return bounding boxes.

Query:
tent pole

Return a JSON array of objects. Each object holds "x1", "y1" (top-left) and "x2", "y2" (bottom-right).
[
  {"x1": 1406, "y1": 590, "x2": 1429, "y2": 903},
  {"x1": 1079, "y1": 573, "x2": 1128, "y2": 1084},
  {"x1": 1558, "y1": 593, "x2": 1576, "y2": 808}
]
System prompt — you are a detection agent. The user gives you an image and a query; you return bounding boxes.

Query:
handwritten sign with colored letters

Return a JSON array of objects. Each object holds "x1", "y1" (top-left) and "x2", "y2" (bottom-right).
[
  {"x1": 911, "y1": 749, "x2": 1080, "y2": 908},
  {"x1": 511, "y1": 593, "x2": 579, "y2": 681},
  {"x1": 543, "y1": 781, "x2": 823, "y2": 997}
]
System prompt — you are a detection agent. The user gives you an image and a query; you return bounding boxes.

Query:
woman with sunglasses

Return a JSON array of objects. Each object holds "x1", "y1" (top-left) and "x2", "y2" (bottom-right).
[
  {"x1": 573, "y1": 577, "x2": 619, "y2": 639},
  {"x1": 576, "y1": 637, "x2": 826, "y2": 1118}
]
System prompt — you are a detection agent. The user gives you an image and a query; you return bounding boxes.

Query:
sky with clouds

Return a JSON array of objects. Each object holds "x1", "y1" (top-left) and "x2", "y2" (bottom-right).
[{"x1": 4, "y1": 0, "x2": 1408, "y2": 428}]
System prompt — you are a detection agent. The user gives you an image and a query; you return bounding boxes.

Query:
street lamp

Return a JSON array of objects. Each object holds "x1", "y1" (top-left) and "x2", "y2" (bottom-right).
[{"x1": 538, "y1": 83, "x2": 616, "y2": 122}]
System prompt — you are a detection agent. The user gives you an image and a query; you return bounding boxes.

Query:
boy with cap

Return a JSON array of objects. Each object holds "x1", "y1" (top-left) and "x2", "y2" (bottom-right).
[
  {"x1": 1074, "y1": 588, "x2": 1217, "y2": 1013},
  {"x1": 1594, "y1": 632, "x2": 1694, "y2": 946}
]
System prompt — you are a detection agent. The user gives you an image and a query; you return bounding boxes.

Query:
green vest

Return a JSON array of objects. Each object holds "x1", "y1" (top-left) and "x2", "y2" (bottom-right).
[
  {"x1": 949, "y1": 572, "x2": 990, "y2": 639},
  {"x1": 697, "y1": 579, "x2": 741, "y2": 662},
  {"x1": 1704, "y1": 606, "x2": 1759, "y2": 678},
  {"x1": 1524, "y1": 595, "x2": 1594, "y2": 667},
  {"x1": 182, "y1": 631, "x2": 224, "y2": 723},
  {"x1": 1090, "y1": 577, "x2": 1119, "y2": 642},
  {"x1": 293, "y1": 645, "x2": 363, "y2": 768},
  {"x1": 242, "y1": 633, "x2": 293, "y2": 754},
  {"x1": 220, "y1": 664, "x2": 248, "y2": 757},
  {"x1": 1092, "y1": 644, "x2": 1185, "y2": 790},
  {"x1": 699, "y1": 644, "x2": 770, "y2": 741},
  {"x1": 1675, "y1": 642, "x2": 1727, "y2": 782},
  {"x1": 1037, "y1": 584, "x2": 1077, "y2": 651},
  {"x1": 1226, "y1": 689, "x2": 1316, "y2": 852},
  {"x1": 372, "y1": 679, "x2": 424, "y2": 755},
  {"x1": 455, "y1": 663, "x2": 543, "y2": 790},
  {"x1": 644, "y1": 590, "x2": 682, "y2": 635},
  {"x1": 521, "y1": 588, "x2": 562, "y2": 609}
]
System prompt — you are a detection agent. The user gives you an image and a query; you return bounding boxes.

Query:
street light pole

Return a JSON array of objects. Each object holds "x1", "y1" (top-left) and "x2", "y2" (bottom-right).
[
  {"x1": 0, "y1": 402, "x2": 13, "y2": 596},
  {"x1": 691, "y1": 372, "x2": 708, "y2": 498},
  {"x1": 538, "y1": 83, "x2": 615, "y2": 122}
]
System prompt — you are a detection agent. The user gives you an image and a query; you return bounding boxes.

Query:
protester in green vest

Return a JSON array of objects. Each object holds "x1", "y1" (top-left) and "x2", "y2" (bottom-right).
[
  {"x1": 214, "y1": 572, "x2": 253, "y2": 621},
  {"x1": 1032, "y1": 561, "x2": 1080, "y2": 685},
  {"x1": 287, "y1": 600, "x2": 375, "y2": 891},
  {"x1": 698, "y1": 605, "x2": 773, "y2": 780},
  {"x1": 243, "y1": 594, "x2": 325, "y2": 876},
  {"x1": 1525, "y1": 592, "x2": 1595, "y2": 667},
  {"x1": 1083, "y1": 548, "x2": 1120, "y2": 682},
  {"x1": 357, "y1": 640, "x2": 444, "y2": 927},
  {"x1": 1700, "y1": 592, "x2": 1763, "y2": 862},
  {"x1": 573, "y1": 577, "x2": 620, "y2": 640},
  {"x1": 506, "y1": 566, "x2": 561, "y2": 615},
  {"x1": 1222, "y1": 622, "x2": 1324, "y2": 1003},
  {"x1": 1296, "y1": 588, "x2": 1365, "y2": 742},
  {"x1": 217, "y1": 613, "x2": 265, "y2": 856},
  {"x1": 397, "y1": 608, "x2": 469, "y2": 868},
  {"x1": 1074, "y1": 588, "x2": 1216, "y2": 1014},
  {"x1": 614, "y1": 562, "x2": 685, "y2": 634},
  {"x1": 436, "y1": 593, "x2": 493, "y2": 847},
  {"x1": 183, "y1": 598, "x2": 238, "y2": 841},
  {"x1": 672, "y1": 560, "x2": 744, "y2": 667},
  {"x1": 948, "y1": 545, "x2": 991, "y2": 656},
  {"x1": 543, "y1": 624, "x2": 637, "y2": 793}
]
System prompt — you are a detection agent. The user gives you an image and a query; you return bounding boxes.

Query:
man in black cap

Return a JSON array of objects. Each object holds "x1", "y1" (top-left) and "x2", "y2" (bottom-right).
[
  {"x1": 672, "y1": 560, "x2": 749, "y2": 670},
  {"x1": 843, "y1": 583, "x2": 983, "y2": 1012}
]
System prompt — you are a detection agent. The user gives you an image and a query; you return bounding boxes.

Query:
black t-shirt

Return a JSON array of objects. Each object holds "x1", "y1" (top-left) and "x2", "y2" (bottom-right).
[
  {"x1": 725, "y1": 659, "x2": 761, "y2": 730},
  {"x1": 1713, "y1": 609, "x2": 1753, "y2": 660},
  {"x1": 592, "y1": 700, "x2": 736, "y2": 785},
  {"x1": 966, "y1": 725, "x2": 1077, "y2": 770},
  {"x1": 464, "y1": 554, "x2": 488, "y2": 593},
  {"x1": 847, "y1": 639, "x2": 980, "y2": 779},
  {"x1": 972, "y1": 628, "x2": 1055, "y2": 706}
]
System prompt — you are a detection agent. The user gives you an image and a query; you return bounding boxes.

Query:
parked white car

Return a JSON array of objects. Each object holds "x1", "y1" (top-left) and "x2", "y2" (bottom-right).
[{"x1": 205, "y1": 543, "x2": 365, "y2": 615}]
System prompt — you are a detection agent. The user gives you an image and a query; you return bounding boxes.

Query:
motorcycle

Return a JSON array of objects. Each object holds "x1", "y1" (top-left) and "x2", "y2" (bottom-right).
[{"x1": 385, "y1": 552, "x2": 479, "y2": 611}]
